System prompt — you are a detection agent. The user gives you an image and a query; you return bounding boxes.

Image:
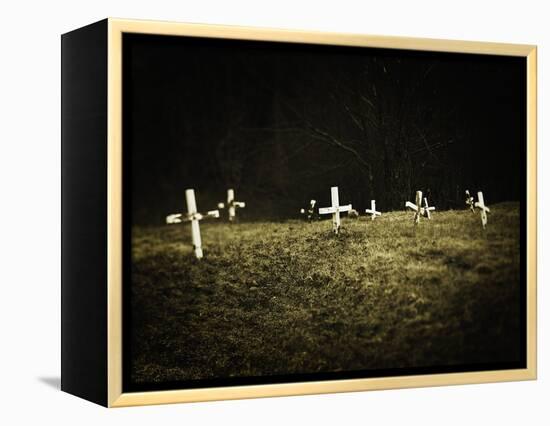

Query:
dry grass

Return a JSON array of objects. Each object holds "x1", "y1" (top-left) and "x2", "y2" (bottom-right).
[{"x1": 130, "y1": 203, "x2": 521, "y2": 384}]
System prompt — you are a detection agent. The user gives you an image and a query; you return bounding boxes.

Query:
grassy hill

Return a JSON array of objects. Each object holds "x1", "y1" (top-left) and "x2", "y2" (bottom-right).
[{"x1": 129, "y1": 203, "x2": 522, "y2": 386}]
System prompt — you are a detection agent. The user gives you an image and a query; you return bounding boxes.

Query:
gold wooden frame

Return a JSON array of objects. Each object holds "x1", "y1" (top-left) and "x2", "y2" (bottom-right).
[{"x1": 106, "y1": 18, "x2": 537, "y2": 407}]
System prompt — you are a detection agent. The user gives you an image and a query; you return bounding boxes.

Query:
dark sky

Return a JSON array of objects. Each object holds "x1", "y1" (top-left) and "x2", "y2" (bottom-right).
[{"x1": 123, "y1": 34, "x2": 526, "y2": 224}]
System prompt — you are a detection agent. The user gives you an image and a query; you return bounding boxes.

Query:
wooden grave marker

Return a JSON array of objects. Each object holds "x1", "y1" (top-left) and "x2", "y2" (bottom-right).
[
  {"x1": 422, "y1": 197, "x2": 435, "y2": 219},
  {"x1": 226, "y1": 188, "x2": 245, "y2": 222},
  {"x1": 405, "y1": 190, "x2": 423, "y2": 225},
  {"x1": 406, "y1": 191, "x2": 435, "y2": 224},
  {"x1": 318, "y1": 186, "x2": 352, "y2": 234},
  {"x1": 165, "y1": 189, "x2": 220, "y2": 259},
  {"x1": 474, "y1": 191, "x2": 491, "y2": 229},
  {"x1": 365, "y1": 199, "x2": 381, "y2": 220}
]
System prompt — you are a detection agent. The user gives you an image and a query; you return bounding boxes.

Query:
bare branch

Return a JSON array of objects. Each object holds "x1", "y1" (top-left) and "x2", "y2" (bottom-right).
[{"x1": 305, "y1": 124, "x2": 372, "y2": 172}]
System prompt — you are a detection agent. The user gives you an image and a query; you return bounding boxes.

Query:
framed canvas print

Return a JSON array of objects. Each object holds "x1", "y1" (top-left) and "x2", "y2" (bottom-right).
[{"x1": 61, "y1": 18, "x2": 537, "y2": 407}]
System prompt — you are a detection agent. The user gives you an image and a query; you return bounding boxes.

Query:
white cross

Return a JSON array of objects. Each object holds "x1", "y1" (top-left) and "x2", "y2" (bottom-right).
[
  {"x1": 165, "y1": 189, "x2": 219, "y2": 259},
  {"x1": 405, "y1": 190, "x2": 423, "y2": 224},
  {"x1": 406, "y1": 191, "x2": 436, "y2": 224},
  {"x1": 226, "y1": 188, "x2": 246, "y2": 222},
  {"x1": 422, "y1": 197, "x2": 435, "y2": 219},
  {"x1": 365, "y1": 199, "x2": 381, "y2": 220},
  {"x1": 465, "y1": 190, "x2": 475, "y2": 213},
  {"x1": 405, "y1": 190, "x2": 424, "y2": 225},
  {"x1": 318, "y1": 186, "x2": 352, "y2": 234},
  {"x1": 474, "y1": 191, "x2": 491, "y2": 229}
]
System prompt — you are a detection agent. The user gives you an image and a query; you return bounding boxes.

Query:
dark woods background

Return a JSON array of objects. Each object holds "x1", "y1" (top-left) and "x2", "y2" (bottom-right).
[{"x1": 124, "y1": 34, "x2": 526, "y2": 224}]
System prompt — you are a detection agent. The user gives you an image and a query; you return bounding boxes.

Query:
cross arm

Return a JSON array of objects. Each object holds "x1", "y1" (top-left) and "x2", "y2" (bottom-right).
[
  {"x1": 474, "y1": 202, "x2": 491, "y2": 213},
  {"x1": 405, "y1": 201, "x2": 418, "y2": 211},
  {"x1": 320, "y1": 204, "x2": 352, "y2": 215},
  {"x1": 166, "y1": 213, "x2": 183, "y2": 224}
]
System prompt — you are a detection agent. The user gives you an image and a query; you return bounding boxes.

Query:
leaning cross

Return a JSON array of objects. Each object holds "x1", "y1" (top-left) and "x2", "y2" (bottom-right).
[
  {"x1": 226, "y1": 188, "x2": 245, "y2": 222},
  {"x1": 474, "y1": 191, "x2": 491, "y2": 229},
  {"x1": 405, "y1": 190, "x2": 424, "y2": 225},
  {"x1": 422, "y1": 197, "x2": 435, "y2": 220},
  {"x1": 318, "y1": 186, "x2": 352, "y2": 234},
  {"x1": 165, "y1": 189, "x2": 219, "y2": 259},
  {"x1": 365, "y1": 199, "x2": 381, "y2": 221}
]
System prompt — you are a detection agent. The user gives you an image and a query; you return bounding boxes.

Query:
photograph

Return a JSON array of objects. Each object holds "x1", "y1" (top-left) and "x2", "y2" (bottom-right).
[{"x1": 122, "y1": 32, "x2": 527, "y2": 392}]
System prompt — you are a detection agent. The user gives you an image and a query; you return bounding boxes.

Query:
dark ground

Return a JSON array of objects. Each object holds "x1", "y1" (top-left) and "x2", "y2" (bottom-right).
[{"x1": 129, "y1": 203, "x2": 521, "y2": 385}]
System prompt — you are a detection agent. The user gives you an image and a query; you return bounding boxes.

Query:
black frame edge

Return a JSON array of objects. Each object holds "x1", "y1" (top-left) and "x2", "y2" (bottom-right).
[{"x1": 61, "y1": 18, "x2": 109, "y2": 407}]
